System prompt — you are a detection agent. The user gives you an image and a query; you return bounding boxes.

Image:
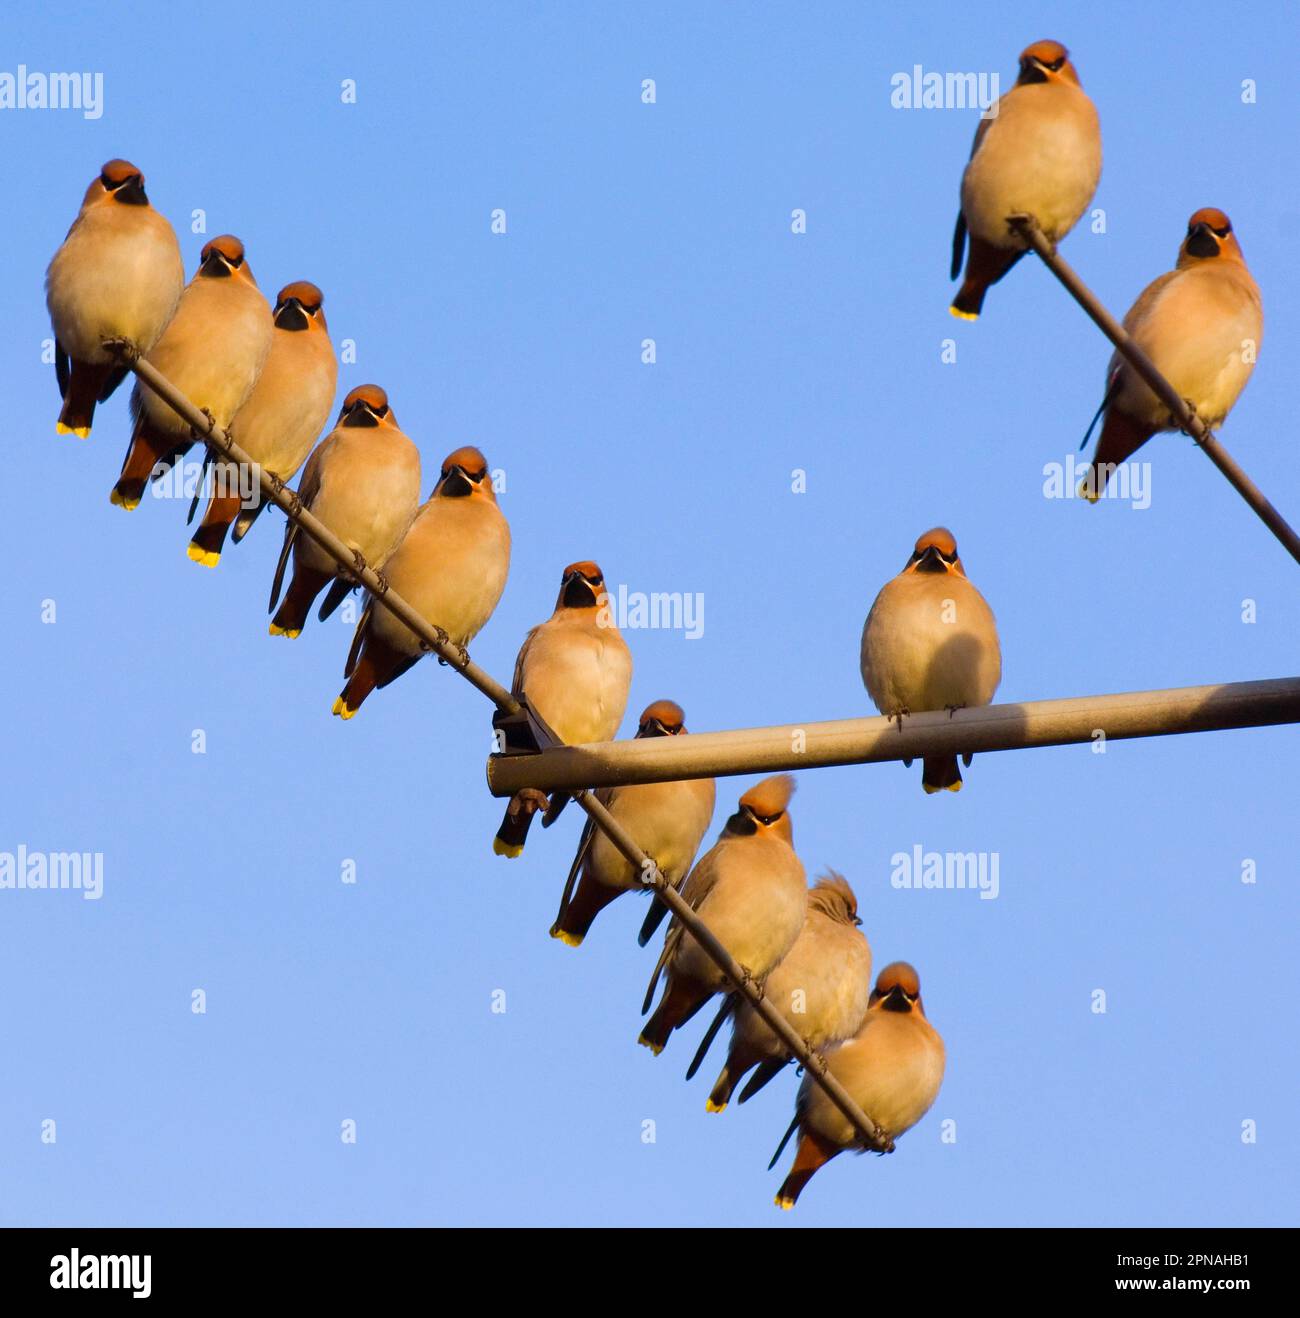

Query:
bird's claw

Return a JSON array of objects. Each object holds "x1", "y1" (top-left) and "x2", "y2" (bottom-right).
[
  {"x1": 890, "y1": 708, "x2": 910, "y2": 733},
  {"x1": 102, "y1": 336, "x2": 136, "y2": 360},
  {"x1": 945, "y1": 703, "x2": 966, "y2": 719}
]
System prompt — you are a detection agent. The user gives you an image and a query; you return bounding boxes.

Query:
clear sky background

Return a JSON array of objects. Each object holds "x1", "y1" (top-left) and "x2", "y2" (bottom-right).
[{"x1": 2, "y1": 0, "x2": 1296, "y2": 1227}]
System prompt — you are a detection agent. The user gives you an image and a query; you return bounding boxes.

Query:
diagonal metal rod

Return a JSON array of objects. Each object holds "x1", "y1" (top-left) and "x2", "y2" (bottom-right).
[
  {"x1": 108, "y1": 342, "x2": 520, "y2": 716},
  {"x1": 108, "y1": 343, "x2": 893, "y2": 1156},
  {"x1": 1010, "y1": 214, "x2": 1300, "y2": 567},
  {"x1": 487, "y1": 677, "x2": 1300, "y2": 794}
]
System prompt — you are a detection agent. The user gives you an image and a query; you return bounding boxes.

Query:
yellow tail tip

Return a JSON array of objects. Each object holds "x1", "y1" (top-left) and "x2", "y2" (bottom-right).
[
  {"x1": 775, "y1": 1196, "x2": 795, "y2": 1211},
  {"x1": 550, "y1": 925, "x2": 583, "y2": 947},
  {"x1": 57, "y1": 422, "x2": 91, "y2": 438},
  {"x1": 948, "y1": 305, "x2": 979, "y2": 322},
  {"x1": 186, "y1": 543, "x2": 220, "y2": 568},
  {"x1": 705, "y1": 1099, "x2": 727, "y2": 1114},
  {"x1": 493, "y1": 837, "x2": 524, "y2": 858},
  {"x1": 636, "y1": 1035, "x2": 664, "y2": 1056},
  {"x1": 1078, "y1": 481, "x2": 1101, "y2": 504},
  {"x1": 331, "y1": 695, "x2": 357, "y2": 721},
  {"x1": 922, "y1": 780, "x2": 963, "y2": 795},
  {"x1": 268, "y1": 622, "x2": 301, "y2": 639},
  {"x1": 109, "y1": 488, "x2": 140, "y2": 511}
]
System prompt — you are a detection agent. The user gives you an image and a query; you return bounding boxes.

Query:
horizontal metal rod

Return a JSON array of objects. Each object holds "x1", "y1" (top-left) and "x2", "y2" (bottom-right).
[
  {"x1": 1010, "y1": 215, "x2": 1300, "y2": 567},
  {"x1": 109, "y1": 343, "x2": 520, "y2": 716},
  {"x1": 487, "y1": 677, "x2": 1300, "y2": 794},
  {"x1": 114, "y1": 344, "x2": 891, "y2": 1153},
  {"x1": 573, "y1": 789, "x2": 892, "y2": 1153}
]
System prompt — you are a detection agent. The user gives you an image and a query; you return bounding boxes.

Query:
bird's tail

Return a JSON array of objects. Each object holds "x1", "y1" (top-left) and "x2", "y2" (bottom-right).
[
  {"x1": 269, "y1": 565, "x2": 331, "y2": 639},
  {"x1": 637, "y1": 979, "x2": 706, "y2": 1057},
  {"x1": 231, "y1": 496, "x2": 267, "y2": 544},
  {"x1": 188, "y1": 490, "x2": 241, "y2": 568},
  {"x1": 686, "y1": 996, "x2": 734, "y2": 1086},
  {"x1": 922, "y1": 754, "x2": 963, "y2": 794},
  {"x1": 112, "y1": 416, "x2": 185, "y2": 510},
  {"x1": 56, "y1": 358, "x2": 115, "y2": 438},
  {"x1": 494, "y1": 789, "x2": 548, "y2": 858},
  {"x1": 737, "y1": 1058, "x2": 788, "y2": 1105},
  {"x1": 1082, "y1": 407, "x2": 1157, "y2": 502},
  {"x1": 333, "y1": 633, "x2": 418, "y2": 720},
  {"x1": 549, "y1": 874, "x2": 620, "y2": 947},
  {"x1": 774, "y1": 1130, "x2": 839, "y2": 1211},
  {"x1": 949, "y1": 236, "x2": 1025, "y2": 321}
]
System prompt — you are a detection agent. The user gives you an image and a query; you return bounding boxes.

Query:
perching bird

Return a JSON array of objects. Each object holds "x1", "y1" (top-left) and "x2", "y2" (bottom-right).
[
  {"x1": 639, "y1": 775, "x2": 806, "y2": 1057},
  {"x1": 45, "y1": 159, "x2": 184, "y2": 439},
  {"x1": 860, "y1": 528, "x2": 1001, "y2": 794},
  {"x1": 550, "y1": 701, "x2": 716, "y2": 947},
  {"x1": 693, "y1": 871, "x2": 871, "y2": 1112},
  {"x1": 493, "y1": 561, "x2": 632, "y2": 858},
  {"x1": 267, "y1": 384, "x2": 421, "y2": 638},
  {"x1": 111, "y1": 235, "x2": 272, "y2": 509},
  {"x1": 332, "y1": 447, "x2": 510, "y2": 718},
  {"x1": 771, "y1": 961, "x2": 945, "y2": 1210},
  {"x1": 187, "y1": 281, "x2": 338, "y2": 566},
  {"x1": 1080, "y1": 208, "x2": 1263, "y2": 499},
  {"x1": 950, "y1": 39, "x2": 1101, "y2": 319}
]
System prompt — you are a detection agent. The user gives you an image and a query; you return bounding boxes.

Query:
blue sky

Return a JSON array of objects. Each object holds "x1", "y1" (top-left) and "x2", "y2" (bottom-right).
[{"x1": 3, "y1": 0, "x2": 1296, "y2": 1226}]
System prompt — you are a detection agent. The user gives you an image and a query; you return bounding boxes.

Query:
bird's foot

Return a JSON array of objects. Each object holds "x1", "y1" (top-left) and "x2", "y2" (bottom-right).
[
  {"x1": 102, "y1": 336, "x2": 135, "y2": 360},
  {"x1": 890, "y1": 707, "x2": 910, "y2": 733},
  {"x1": 945, "y1": 703, "x2": 966, "y2": 719}
]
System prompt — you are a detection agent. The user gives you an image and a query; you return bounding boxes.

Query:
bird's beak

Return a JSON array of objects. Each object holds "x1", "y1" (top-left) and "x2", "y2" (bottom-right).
[
  {"x1": 200, "y1": 250, "x2": 233, "y2": 278},
  {"x1": 562, "y1": 574, "x2": 598, "y2": 608},
  {"x1": 344, "y1": 400, "x2": 380, "y2": 426},
  {"x1": 116, "y1": 175, "x2": 148, "y2": 206},
  {"x1": 727, "y1": 807, "x2": 759, "y2": 837},
  {"x1": 441, "y1": 467, "x2": 475, "y2": 497},
  {"x1": 881, "y1": 984, "x2": 912, "y2": 1012},
  {"x1": 915, "y1": 544, "x2": 947, "y2": 574},
  {"x1": 274, "y1": 297, "x2": 311, "y2": 331},
  {"x1": 1186, "y1": 222, "x2": 1220, "y2": 259}
]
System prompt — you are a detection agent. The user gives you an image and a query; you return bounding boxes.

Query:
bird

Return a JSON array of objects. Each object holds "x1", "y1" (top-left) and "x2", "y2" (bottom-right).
[
  {"x1": 266, "y1": 384, "x2": 421, "y2": 639},
  {"x1": 187, "y1": 281, "x2": 338, "y2": 566},
  {"x1": 771, "y1": 961, "x2": 945, "y2": 1210},
  {"x1": 692, "y1": 870, "x2": 871, "y2": 1112},
  {"x1": 860, "y1": 527, "x2": 1001, "y2": 794},
  {"x1": 110, "y1": 234, "x2": 272, "y2": 510},
  {"x1": 550, "y1": 701, "x2": 716, "y2": 947},
  {"x1": 639, "y1": 775, "x2": 806, "y2": 1057},
  {"x1": 950, "y1": 39, "x2": 1101, "y2": 320},
  {"x1": 45, "y1": 159, "x2": 184, "y2": 438},
  {"x1": 1080, "y1": 209, "x2": 1263, "y2": 499},
  {"x1": 332, "y1": 446, "x2": 511, "y2": 719},
  {"x1": 493, "y1": 561, "x2": 632, "y2": 858}
]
